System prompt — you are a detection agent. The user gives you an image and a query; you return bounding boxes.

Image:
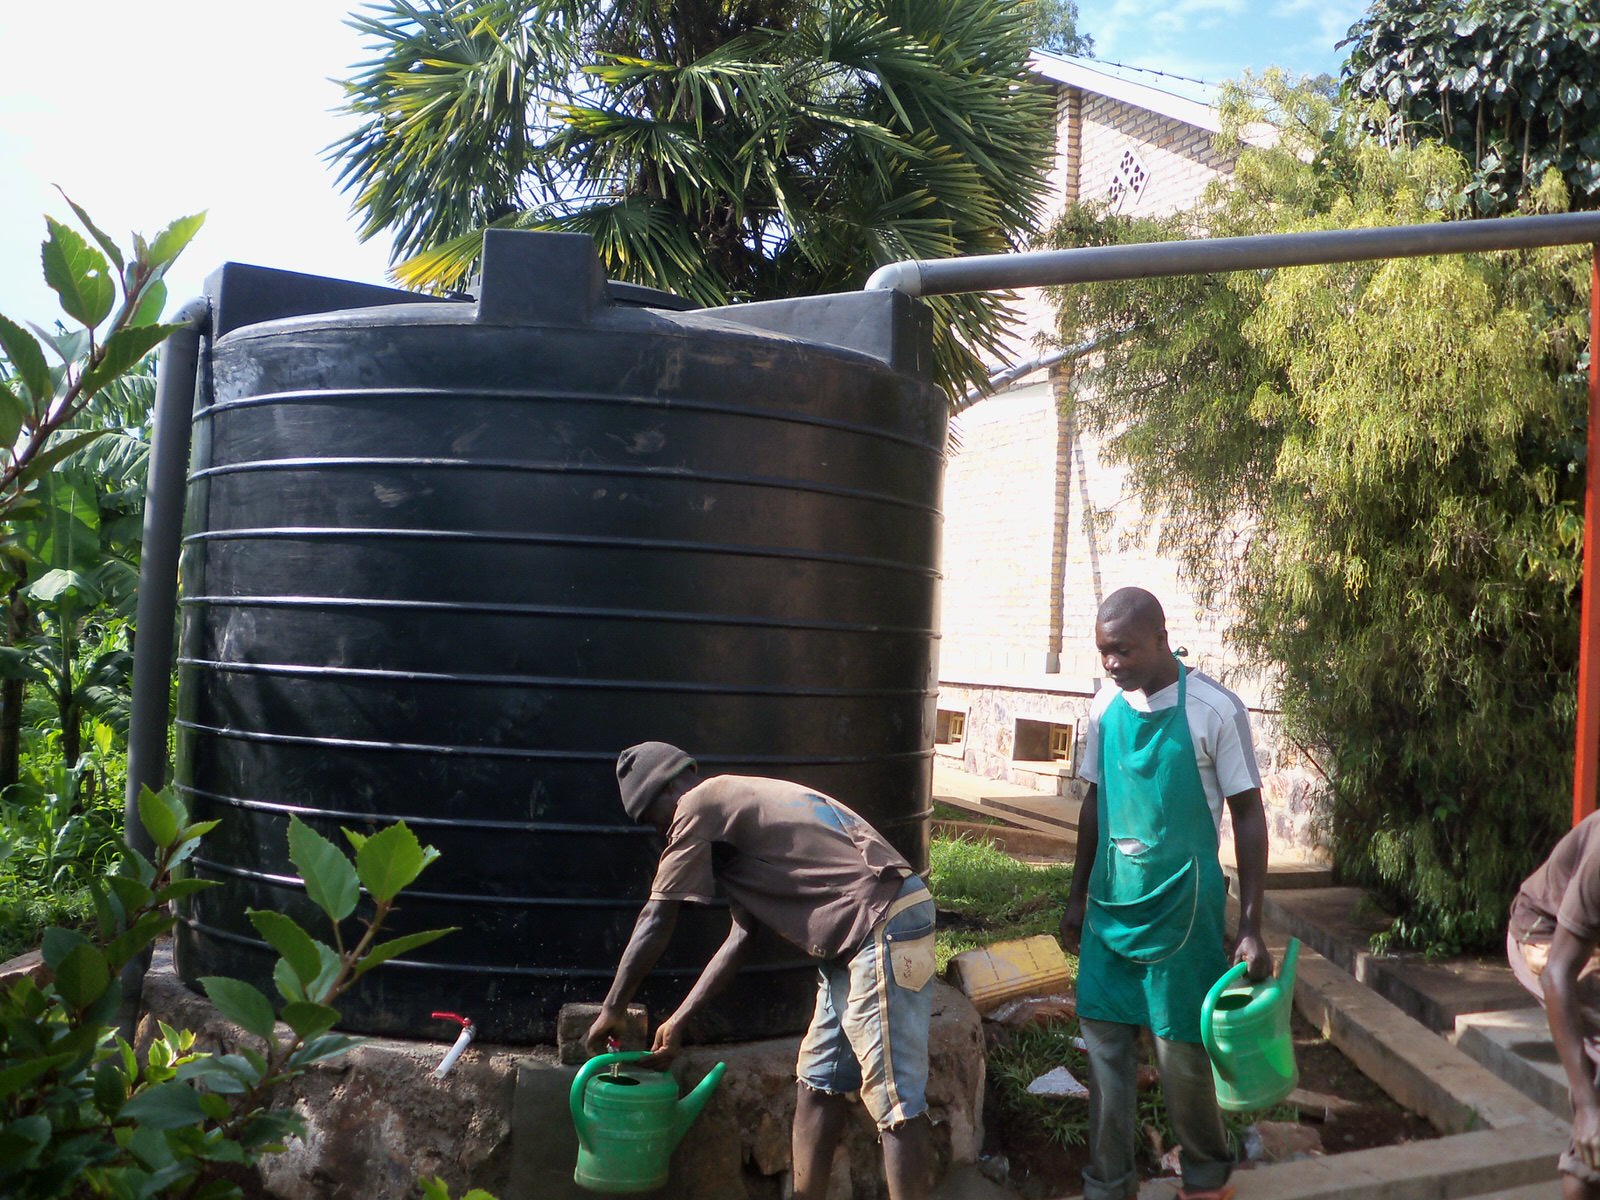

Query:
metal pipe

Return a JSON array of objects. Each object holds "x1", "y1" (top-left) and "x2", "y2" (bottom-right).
[
  {"x1": 125, "y1": 297, "x2": 209, "y2": 853},
  {"x1": 1578, "y1": 249, "x2": 1600, "y2": 826},
  {"x1": 116, "y1": 296, "x2": 208, "y2": 1036},
  {"x1": 864, "y1": 211, "x2": 1600, "y2": 297}
]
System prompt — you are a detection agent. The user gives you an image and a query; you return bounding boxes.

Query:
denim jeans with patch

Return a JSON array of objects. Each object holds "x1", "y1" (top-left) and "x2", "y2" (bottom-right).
[{"x1": 796, "y1": 876, "x2": 936, "y2": 1129}]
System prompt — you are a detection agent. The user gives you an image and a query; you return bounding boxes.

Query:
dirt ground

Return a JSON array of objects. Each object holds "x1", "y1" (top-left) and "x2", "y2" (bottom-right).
[{"x1": 982, "y1": 1010, "x2": 1440, "y2": 1198}]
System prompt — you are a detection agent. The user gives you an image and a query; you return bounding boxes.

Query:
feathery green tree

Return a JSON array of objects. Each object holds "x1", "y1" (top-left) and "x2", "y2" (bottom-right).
[
  {"x1": 329, "y1": 0, "x2": 1057, "y2": 396},
  {"x1": 1049, "y1": 72, "x2": 1588, "y2": 951}
]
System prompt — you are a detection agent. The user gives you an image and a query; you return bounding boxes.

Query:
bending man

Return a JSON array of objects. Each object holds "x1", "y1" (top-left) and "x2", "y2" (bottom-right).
[
  {"x1": 585, "y1": 742, "x2": 936, "y2": 1200},
  {"x1": 1508, "y1": 812, "x2": 1600, "y2": 1199}
]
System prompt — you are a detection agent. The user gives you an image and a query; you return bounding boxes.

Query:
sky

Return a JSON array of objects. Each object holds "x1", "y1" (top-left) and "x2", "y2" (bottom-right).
[
  {"x1": 1072, "y1": 0, "x2": 1371, "y2": 87},
  {"x1": 0, "y1": 1, "x2": 1372, "y2": 328}
]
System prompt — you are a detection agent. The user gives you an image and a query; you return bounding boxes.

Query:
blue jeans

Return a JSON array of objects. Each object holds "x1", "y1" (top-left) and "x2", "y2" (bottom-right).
[{"x1": 796, "y1": 877, "x2": 936, "y2": 1129}]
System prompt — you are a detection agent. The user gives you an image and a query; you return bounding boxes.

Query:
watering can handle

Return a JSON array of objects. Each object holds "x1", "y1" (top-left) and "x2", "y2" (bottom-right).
[
  {"x1": 1199, "y1": 960, "x2": 1250, "y2": 1067},
  {"x1": 570, "y1": 1051, "x2": 650, "y2": 1153}
]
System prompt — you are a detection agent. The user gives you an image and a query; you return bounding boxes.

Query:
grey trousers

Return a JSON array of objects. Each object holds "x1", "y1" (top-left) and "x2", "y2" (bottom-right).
[{"x1": 1080, "y1": 1016, "x2": 1234, "y2": 1200}]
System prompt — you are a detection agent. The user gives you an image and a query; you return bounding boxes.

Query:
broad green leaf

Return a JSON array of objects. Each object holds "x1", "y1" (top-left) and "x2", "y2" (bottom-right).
[
  {"x1": 0, "y1": 312, "x2": 50, "y2": 403},
  {"x1": 132, "y1": 277, "x2": 167, "y2": 326},
  {"x1": 41, "y1": 926, "x2": 92, "y2": 970},
  {"x1": 273, "y1": 956, "x2": 306, "y2": 1004},
  {"x1": 0, "y1": 381, "x2": 25, "y2": 448},
  {"x1": 53, "y1": 942, "x2": 111, "y2": 1008},
  {"x1": 103, "y1": 912, "x2": 175, "y2": 971},
  {"x1": 24, "y1": 568, "x2": 95, "y2": 608},
  {"x1": 179, "y1": 819, "x2": 222, "y2": 844},
  {"x1": 42, "y1": 217, "x2": 116, "y2": 327},
  {"x1": 121, "y1": 1080, "x2": 207, "y2": 1130},
  {"x1": 287, "y1": 816, "x2": 360, "y2": 922},
  {"x1": 137, "y1": 784, "x2": 183, "y2": 849},
  {"x1": 352, "y1": 926, "x2": 457, "y2": 978},
  {"x1": 287, "y1": 1032, "x2": 363, "y2": 1068},
  {"x1": 147, "y1": 212, "x2": 206, "y2": 272},
  {"x1": 56, "y1": 190, "x2": 124, "y2": 271},
  {"x1": 79, "y1": 323, "x2": 178, "y2": 398},
  {"x1": 200, "y1": 976, "x2": 277, "y2": 1041},
  {"x1": 14, "y1": 429, "x2": 111, "y2": 492},
  {"x1": 152, "y1": 877, "x2": 219, "y2": 906},
  {"x1": 175, "y1": 1054, "x2": 259, "y2": 1095},
  {"x1": 248, "y1": 908, "x2": 324, "y2": 987},
  {"x1": 0, "y1": 1114, "x2": 51, "y2": 1168},
  {"x1": 354, "y1": 821, "x2": 434, "y2": 903},
  {"x1": 279, "y1": 1000, "x2": 340, "y2": 1040},
  {"x1": 0, "y1": 1054, "x2": 73, "y2": 1101},
  {"x1": 107, "y1": 872, "x2": 154, "y2": 915}
]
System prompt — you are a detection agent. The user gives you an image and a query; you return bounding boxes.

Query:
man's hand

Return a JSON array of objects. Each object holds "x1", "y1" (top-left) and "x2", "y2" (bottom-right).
[
  {"x1": 642, "y1": 1013, "x2": 685, "y2": 1069},
  {"x1": 1576, "y1": 1102, "x2": 1600, "y2": 1170},
  {"x1": 1233, "y1": 930, "x2": 1272, "y2": 981},
  {"x1": 584, "y1": 1005, "x2": 629, "y2": 1055},
  {"x1": 1059, "y1": 893, "x2": 1086, "y2": 956}
]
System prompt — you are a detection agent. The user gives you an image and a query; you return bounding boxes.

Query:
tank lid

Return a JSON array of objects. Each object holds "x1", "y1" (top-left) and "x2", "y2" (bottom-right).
[{"x1": 475, "y1": 229, "x2": 609, "y2": 326}]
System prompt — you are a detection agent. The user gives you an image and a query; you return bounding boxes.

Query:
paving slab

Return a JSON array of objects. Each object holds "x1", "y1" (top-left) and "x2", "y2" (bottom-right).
[
  {"x1": 1134, "y1": 1123, "x2": 1564, "y2": 1200},
  {"x1": 1456, "y1": 1008, "x2": 1570, "y2": 1121},
  {"x1": 1264, "y1": 889, "x2": 1535, "y2": 1033}
]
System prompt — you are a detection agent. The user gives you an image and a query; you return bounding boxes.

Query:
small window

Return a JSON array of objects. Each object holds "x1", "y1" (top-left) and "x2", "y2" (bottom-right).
[
  {"x1": 1013, "y1": 718, "x2": 1076, "y2": 771},
  {"x1": 936, "y1": 709, "x2": 967, "y2": 744}
]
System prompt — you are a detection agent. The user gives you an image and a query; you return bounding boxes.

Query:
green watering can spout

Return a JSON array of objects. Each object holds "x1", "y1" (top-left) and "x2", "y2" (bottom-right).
[
  {"x1": 1199, "y1": 937, "x2": 1301, "y2": 1113},
  {"x1": 673, "y1": 1062, "x2": 727, "y2": 1147}
]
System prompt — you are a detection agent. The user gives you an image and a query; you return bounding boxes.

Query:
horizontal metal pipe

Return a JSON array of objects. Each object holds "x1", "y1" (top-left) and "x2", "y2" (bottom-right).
[{"x1": 864, "y1": 211, "x2": 1600, "y2": 296}]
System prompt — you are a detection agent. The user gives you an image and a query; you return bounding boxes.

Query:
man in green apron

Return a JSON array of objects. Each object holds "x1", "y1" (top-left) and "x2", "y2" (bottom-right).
[{"x1": 1060, "y1": 587, "x2": 1272, "y2": 1200}]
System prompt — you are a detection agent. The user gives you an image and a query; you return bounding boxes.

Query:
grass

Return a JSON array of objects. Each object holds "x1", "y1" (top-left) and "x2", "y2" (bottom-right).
[{"x1": 928, "y1": 832, "x2": 1074, "y2": 972}]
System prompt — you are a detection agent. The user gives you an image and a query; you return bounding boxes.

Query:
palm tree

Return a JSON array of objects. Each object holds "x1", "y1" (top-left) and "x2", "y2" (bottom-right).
[{"x1": 329, "y1": 0, "x2": 1057, "y2": 397}]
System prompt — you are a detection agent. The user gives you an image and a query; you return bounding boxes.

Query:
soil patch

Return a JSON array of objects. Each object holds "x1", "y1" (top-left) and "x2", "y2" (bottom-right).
[{"x1": 979, "y1": 1009, "x2": 1439, "y2": 1198}]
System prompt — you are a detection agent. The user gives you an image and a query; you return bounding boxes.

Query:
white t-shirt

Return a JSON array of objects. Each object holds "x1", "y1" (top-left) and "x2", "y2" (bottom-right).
[{"x1": 1078, "y1": 668, "x2": 1262, "y2": 850}]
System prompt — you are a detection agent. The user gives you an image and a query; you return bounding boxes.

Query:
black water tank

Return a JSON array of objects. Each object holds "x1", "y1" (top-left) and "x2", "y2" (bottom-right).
[{"x1": 173, "y1": 230, "x2": 947, "y2": 1043}]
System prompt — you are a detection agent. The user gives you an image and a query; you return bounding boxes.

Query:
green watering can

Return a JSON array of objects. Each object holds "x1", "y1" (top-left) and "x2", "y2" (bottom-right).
[
  {"x1": 1199, "y1": 937, "x2": 1300, "y2": 1112},
  {"x1": 570, "y1": 1051, "x2": 726, "y2": 1194}
]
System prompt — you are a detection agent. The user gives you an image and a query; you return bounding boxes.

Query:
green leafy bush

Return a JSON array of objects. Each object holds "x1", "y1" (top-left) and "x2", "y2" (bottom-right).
[{"x1": 0, "y1": 786, "x2": 455, "y2": 1198}]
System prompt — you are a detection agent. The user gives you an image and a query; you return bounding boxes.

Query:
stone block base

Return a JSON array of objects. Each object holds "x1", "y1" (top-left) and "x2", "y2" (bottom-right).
[{"x1": 136, "y1": 943, "x2": 984, "y2": 1200}]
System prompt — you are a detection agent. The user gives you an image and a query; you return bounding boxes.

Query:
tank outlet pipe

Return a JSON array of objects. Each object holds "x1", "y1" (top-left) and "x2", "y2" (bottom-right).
[
  {"x1": 863, "y1": 210, "x2": 1600, "y2": 297},
  {"x1": 117, "y1": 296, "x2": 209, "y2": 1036},
  {"x1": 431, "y1": 1012, "x2": 476, "y2": 1077}
]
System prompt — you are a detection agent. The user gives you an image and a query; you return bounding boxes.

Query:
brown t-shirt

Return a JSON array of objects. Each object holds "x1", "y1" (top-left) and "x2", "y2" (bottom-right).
[
  {"x1": 649, "y1": 775, "x2": 912, "y2": 959},
  {"x1": 1511, "y1": 811, "x2": 1600, "y2": 945}
]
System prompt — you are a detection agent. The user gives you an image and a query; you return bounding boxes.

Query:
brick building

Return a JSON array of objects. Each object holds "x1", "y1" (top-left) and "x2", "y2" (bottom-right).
[{"x1": 935, "y1": 53, "x2": 1323, "y2": 854}]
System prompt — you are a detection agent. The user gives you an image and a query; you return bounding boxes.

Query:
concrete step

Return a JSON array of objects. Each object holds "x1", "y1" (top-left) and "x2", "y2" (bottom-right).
[
  {"x1": 1263, "y1": 889, "x2": 1537, "y2": 1034},
  {"x1": 1135, "y1": 1123, "x2": 1564, "y2": 1199},
  {"x1": 931, "y1": 763, "x2": 1083, "y2": 836},
  {"x1": 1472, "y1": 1182, "x2": 1563, "y2": 1199},
  {"x1": 1456, "y1": 1008, "x2": 1570, "y2": 1121}
]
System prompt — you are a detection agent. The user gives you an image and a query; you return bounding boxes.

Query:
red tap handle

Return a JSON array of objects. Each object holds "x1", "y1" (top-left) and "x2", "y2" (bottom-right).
[{"x1": 431, "y1": 1011, "x2": 473, "y2": 1031}]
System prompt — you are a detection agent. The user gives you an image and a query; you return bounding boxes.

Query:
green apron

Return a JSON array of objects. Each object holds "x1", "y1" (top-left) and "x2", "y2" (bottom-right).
[{"x1": 1077, "y1": 660, "x2": 1227, "y2": 1043}]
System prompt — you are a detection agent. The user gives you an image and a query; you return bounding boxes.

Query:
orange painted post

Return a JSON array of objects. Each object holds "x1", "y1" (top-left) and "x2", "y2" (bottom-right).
[{"x1": 1575, "y1": 246, "x2": 1600, "y2": 826}]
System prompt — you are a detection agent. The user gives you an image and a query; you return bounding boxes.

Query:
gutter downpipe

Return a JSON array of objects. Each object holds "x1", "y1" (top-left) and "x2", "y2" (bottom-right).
[
  {"x1": 865, "y1": 209, "x2": 1600, "y2": 826},
  {"x1": 118, "y1": 296, "x2": 209, "y2": 1032}
]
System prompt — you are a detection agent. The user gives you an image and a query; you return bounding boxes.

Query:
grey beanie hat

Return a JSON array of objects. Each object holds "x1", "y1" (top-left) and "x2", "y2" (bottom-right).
[{"x1": 616, "y1": 742, "x2": 696, "y2": 821}]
